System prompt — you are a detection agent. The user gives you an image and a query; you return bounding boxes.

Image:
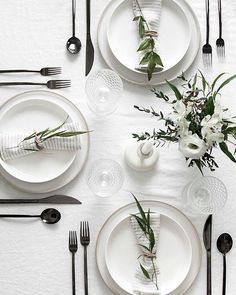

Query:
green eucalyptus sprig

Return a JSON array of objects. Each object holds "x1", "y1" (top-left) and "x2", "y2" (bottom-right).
[
  {"x1": 133, "y1": 0, "x2": 163, "y2": 81},
  {"x1": 131, "y1": 195, "x2": 159, "y2": 291},
  {"x1": 9, "y1": 117, "x2": 88, "y2": 152}
]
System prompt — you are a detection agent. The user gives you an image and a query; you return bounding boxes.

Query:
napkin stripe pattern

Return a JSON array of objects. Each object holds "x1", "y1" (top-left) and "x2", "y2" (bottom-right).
[
  {"x1": 133, "y1": 0, "x2": 163, "y2": 72},
  {"x1": 0, "y1": 122, "x2": 81, "y2": 161},
  {"x1": 130, "y1": 214, "x2": 161, "y2": 295}
]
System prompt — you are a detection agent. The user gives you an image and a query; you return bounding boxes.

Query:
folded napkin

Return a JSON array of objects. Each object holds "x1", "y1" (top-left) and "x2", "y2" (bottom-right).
[
  {"x1": 133, "y1": 0, "x2": 163, "y2": 72},
  {"x1": 0, "y1": 122, "x2": 81, "y2": 161},
  {"x1": 130, "y1": 213, "x2": 161, "y2": 294}
]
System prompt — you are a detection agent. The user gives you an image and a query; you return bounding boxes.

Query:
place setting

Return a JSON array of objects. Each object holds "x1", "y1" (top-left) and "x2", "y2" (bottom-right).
[{"x1": 0, "y1": 0, "x2": 235, "y2": 294}]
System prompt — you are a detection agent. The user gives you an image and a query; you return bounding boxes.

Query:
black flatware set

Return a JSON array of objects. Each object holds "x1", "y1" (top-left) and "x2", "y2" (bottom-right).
[
  {"x1": 67, "y1": 0, "x2": 94, "y2": 76},
  {"x1": 203, "y1": 215, "x2": 233, "y2": 295},
  {"x1": 202, "y1": 0, "x2": 225, "y2": 66},
  {"x1": 69, "y1": 222, "x2": 90, "y2": 295}
]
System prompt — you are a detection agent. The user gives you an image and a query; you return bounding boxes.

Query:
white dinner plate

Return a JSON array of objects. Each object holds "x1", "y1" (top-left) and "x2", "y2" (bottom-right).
[
  {"x1": 96, "y1": 201, "x2": 201, "y2": 295},
  {"x1": 0, "y1": 90, "x2": 89, "y2": 193},
  {"x1": 107, "y1": 0, "x2": 191, "y2": 74},
  {"x1": 98, "y1": 0, "x2": 201, "y2": 85}
]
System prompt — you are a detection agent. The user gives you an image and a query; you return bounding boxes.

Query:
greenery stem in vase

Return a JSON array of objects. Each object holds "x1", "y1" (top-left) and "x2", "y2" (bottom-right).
[
  {"x1": 132, "y1": 71, "x2": 236, "y2": 173},
  {"x1": 133, "y1": 0, "x2": 163, "y2": 81}
]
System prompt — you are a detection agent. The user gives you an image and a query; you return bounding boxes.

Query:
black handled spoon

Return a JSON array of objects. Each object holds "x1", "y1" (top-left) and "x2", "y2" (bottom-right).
[
  {"x1": 66, "y1": 0, "x2": 81, "y2": 54},
  {"x1": 217, "y1": 233, "x2": 233, "y2": 295},
  {"x1": 0, "y1": 208, "x2": 61, "y2": 224}
]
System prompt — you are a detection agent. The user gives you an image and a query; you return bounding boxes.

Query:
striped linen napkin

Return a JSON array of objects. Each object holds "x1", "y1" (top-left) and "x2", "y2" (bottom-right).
[
  {"x1": 0, "y1": 122, "x2": 81, "y2": 161},
  {"x1": 133, "y1": 0, "x2": 163, "y2": 72},
  {"x1": 130, "y1": 214, "x2": 161, "y2": 294}
]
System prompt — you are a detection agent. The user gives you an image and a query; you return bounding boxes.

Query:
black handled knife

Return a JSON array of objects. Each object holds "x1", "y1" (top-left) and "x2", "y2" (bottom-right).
[
  {"x1": 85, "y1": 0, "x2": 94, "y2": 76},
  {"x1": 0, "y1": 195, "x2": 82, "y2": 204},
  {"x1": 203, "y1": 214, "x2": 212, "y2": 295}
]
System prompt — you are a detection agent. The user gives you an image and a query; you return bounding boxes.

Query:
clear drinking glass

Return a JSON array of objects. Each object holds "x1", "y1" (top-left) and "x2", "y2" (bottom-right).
[
  {"x1": 85, "y1": 69, "x2": 123, "y2": 116},
  {"x1": 183, "y1": 176, "x2": 227, "y2": 214},
  {"x1": 87, "y1": 159, "x2": 124, "y2": 197}
]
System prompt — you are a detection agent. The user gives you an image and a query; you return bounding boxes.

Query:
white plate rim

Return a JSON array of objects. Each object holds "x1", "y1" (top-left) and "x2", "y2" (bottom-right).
[
  {"x1": 107, "y1": 0, "x2": 192, "y2": 75},
  {"x1": 0, "y1": 95, "x2": 77, "y2": 183},
  {"x1": 96, "y1": 200, "x2": 202, "y2": 295},
  {"x1": 98, "y1": 0, "x2": 201, "y2": 86},
  {"x1": 0, "y1": 90, "x2": 90, "y2": 193},
  {"x1": 104, "y1": 214, "x2": 193, "y2": 294}
]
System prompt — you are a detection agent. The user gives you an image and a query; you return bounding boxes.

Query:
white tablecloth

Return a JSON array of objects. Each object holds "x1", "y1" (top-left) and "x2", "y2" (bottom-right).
[{"x1": 0, "y1": 0, "x2": 235, "y2": 294}]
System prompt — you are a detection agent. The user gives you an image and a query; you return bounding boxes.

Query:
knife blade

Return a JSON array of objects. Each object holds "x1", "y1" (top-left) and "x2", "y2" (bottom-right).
[
  {"x1": 0, "y1": 195, "x2": 82, "y2": 204},
  {"x1": 203, "y1": 214, "x2": 212, "y2": 295},
  {"x1": 85, "y1": 0, "x2": 94, "y2": 76}
]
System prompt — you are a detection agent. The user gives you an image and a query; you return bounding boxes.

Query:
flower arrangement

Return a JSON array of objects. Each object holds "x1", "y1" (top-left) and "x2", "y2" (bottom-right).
[{"x1": 133, "y1": 72, "x2": 236, "y2": 173}]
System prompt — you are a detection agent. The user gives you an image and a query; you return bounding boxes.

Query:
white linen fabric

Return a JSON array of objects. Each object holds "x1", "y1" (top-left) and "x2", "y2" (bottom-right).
[
  {"x1": 133, "y1": 0, "x2": 163, "y2": 72},
  {"x1": 0, "y1": 1, "x2": 236, "y2": 295},
  {"x1": 0, "y1": 122, "x2": 81, "y2": 161},
  {"x1": 130, "y1": 214, "x2": 161, "y2": 294}
]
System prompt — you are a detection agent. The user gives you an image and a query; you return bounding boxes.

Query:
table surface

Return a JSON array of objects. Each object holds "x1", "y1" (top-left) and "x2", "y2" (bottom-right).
[{"x1": 0, "y1": 0, "x2": 235, "y2": 294}]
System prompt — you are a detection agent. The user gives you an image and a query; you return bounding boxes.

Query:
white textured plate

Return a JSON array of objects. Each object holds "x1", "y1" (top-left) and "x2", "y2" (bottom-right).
[
  {"x1": 0, "y1": 90, "x2": 89, "y2": 193},
  {"x1": 96, "y1": 201, "x2": 201, "y2": 295},
  {"x1": 98, "y1": 0, "x2": 201, "y2": 85},
  {"x1": 107, "y1": 0, "x2": 191, "y2": 74}
]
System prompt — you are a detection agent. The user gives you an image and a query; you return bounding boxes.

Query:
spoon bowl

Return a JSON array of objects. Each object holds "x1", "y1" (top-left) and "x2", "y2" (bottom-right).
[
  {"x1": 217, "y1": 233, "x2": 233, "y2": 295},
  {"x1": 40, "y1": 208, "x2": 61, "y2": 224},
  {"x1": 67, "y1": 36, "x2": 82, "y2": 54}
]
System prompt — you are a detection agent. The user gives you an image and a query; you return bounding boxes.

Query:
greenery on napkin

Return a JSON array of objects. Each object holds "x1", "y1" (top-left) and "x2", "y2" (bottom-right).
[
  {"x1": 131, "y1": 195, "x2": 159, "y2": 291},
  {"x1": 7, "y1": 117, "x2": 88, "y2": 153},
  {"x1": 133, "y1": 71, "x2": 236, "y2": 173},
  {"x1": 133, "y1": 0, "x2": 163, "y2": 81}
]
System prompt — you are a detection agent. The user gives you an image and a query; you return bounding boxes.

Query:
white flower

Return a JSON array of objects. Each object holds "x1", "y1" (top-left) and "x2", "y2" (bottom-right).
[
  {"x1": 177, "y1": 118, "x2": 190, "y2": 138},
  {"x1": 201, "y1": 114, "x2": 224, "y2": 146},
  {"x1": 179, "y1": 134, "x2": 207, "y2": 159},
  {"x1": 173, "y1": 101, "x2": 191, "y2": 119}
]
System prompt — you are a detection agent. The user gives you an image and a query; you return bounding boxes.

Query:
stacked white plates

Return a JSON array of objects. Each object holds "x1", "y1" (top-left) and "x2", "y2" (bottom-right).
[
  {"x1": 96, "y1": 201, "x2": 201, "y2": 295},
  {"x1": 98, "y1": 0, "x2": 201, "y2": 85},
  {"x1": 0, "y1": 90, "x2": 89, "y2": 193}
]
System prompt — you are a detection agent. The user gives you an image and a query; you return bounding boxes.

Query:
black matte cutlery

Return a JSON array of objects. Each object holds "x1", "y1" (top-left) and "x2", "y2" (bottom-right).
[
  {"x1": 217, "y1": 233, "x2": 233, "y2": 295},
  {"x1": 202, "y1": 0, "x2": 212, "y2": 67},
  {"x1": 0, "y1": 80, "x2": 71, "y2": 89},
  {"x1": 216, "y1": 0, "x2": 225, "y2": 59},
  {"x1": 0, "y1": 195, "x2": 81, "y2": 205},
  {"x1": 203, "y1": 215, "x2": 212, "y2": 295},
  {"x1": 67, "y1": 0, "x2": 82, "y2": 54},
  {"x1": 69, "y1": 231, "x2": 78, "y2": 295},
  {"x1": 85, "y1": 0, "x2": 94, "y2": 76},
  {"x1": 0, "y1": 208, "x2": 61, "y2": 224},
  {"x1": 80, "y1": 221, "x2": 90, "y2": 295},
  {"x1": 0, "y1": 67, "x2": 62, "y2": 76}
]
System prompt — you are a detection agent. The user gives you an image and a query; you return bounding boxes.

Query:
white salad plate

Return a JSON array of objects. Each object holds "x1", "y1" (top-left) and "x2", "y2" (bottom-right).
[
  {"x1": 98, "y1": 0, "x2": 201, "y2": 85},
  {"x1": 0, "y1": 90, "x2": 89, "y2": 193},
  {"x1": 107, "y1": 0, "x2": 191, "y2": 74},
  {"x1": 96, "y1": 201, "x2": 201, "y2": 295}
]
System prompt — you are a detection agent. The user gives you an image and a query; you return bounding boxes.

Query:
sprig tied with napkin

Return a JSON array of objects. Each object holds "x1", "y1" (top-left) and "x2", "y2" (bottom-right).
[
  {"x1": 130, "y1": 195, "x2": 161, "y2": 294},
  {"x1": 133, "y1": 0, "x2": 164, "y2": 80},
  {"x1": 0, "y1": 117, "x2": 89, "y2": 161}
]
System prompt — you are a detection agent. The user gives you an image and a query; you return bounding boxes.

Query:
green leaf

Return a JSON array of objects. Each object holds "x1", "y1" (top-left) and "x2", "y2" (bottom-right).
[
  {"x1": 147, "y1": 58, "x2": 156, "y2": 81},
  {"x1": 58, "y1": 131, "x2": 88, "y2": 137},
  {"x1": 166, "y1": 81, "x2": 182, "y2": 100},
  {"x1": 204, "y1": 96, "x2": 215, "y2": 116},
  {"x1": 140, "y1": 52, "x2": 152, "y2": 65},
  {"x1": 216, "y1": 75, "x2": 236, "y2": 93},
  {"x1": 138, "y1": 19, "x2": 145, "y2": 38},
  {"x1": 152, "y1": 52, "x2": 163, "y2": 67},
  {"x1": 219, "y1": 142, "x2": 236, "y2": 163},
  {"x1": 132, "y1": 194, "x2": 147, "y2": 223},
  {"x1": 133, "y1": 16, "x2": 141, "y2": 21},
  {"x1": 137, "y1": 38, "x2": 151, "y2": 51},
  {"x1": 211, "y1": 72, "x2": 226, "y2": 91},
  {"x1": 198, "y1": 70, "x2": 208, "y2": 92},
  {"x1": 140, "y1": 264, "x2": 151, "y2": 280}
]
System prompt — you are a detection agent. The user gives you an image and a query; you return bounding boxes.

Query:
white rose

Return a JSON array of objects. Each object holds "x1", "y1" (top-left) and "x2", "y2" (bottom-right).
[
  {"x1": 177, "y1": 118, "x2": 190, "y2": 137},
  {"x1": 173, "y1": 101, "x2": 192, "y2": 119},
  {"x1": 179, "y1": 134, "x2": 207, "y2": 159}
]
